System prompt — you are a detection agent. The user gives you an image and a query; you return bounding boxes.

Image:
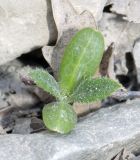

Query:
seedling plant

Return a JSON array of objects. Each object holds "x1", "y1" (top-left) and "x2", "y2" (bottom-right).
[{"x1": 28, "y1": 28, "x2": 121, "y2": 134}]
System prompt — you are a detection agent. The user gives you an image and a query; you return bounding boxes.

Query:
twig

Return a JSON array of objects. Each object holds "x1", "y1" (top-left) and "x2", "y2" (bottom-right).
[
  {"x1": 30, "y1": 128, "x2": 46, "y2": 134},
  {"x1": 111, "y1": 90, "x2": 140, "y2": 101}
]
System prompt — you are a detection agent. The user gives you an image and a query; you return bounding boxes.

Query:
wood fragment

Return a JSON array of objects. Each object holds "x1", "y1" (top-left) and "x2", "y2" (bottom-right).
[
  {"x1": 111, "y1": 90, "x2": 140, "y2": 101},
  {"x1": 73, "y1": 102, "x2": 101, "y2": 116}
]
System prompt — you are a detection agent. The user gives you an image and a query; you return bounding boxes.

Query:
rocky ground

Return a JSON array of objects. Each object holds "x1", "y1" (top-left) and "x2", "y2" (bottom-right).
[{"x1": 0, "y1": 0, "x2": 140, "y2": 160}]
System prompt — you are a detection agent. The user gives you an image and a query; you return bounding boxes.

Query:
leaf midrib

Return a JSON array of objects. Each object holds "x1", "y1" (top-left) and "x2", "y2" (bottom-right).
[{"x1": 68, "y1": 35, "x2": 92, "y2": 93}]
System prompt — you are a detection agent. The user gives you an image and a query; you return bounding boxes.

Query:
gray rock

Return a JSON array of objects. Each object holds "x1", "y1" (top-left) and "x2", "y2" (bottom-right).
[
  {"x1": 99, "y1": 13, "x2": 140, "y2": 55},
  {"x1": 12, "y1": 118, "x2": 31, "y2": 134},
  {"x1": 99, "y1": 13, "x2": 140, "y2": 76},
  {"x1": 0, "y1": 60, "x2": 41, "y2": 132},
  {"x1": 133, "y1": 40, "x2": 140, "y2": 83},
  {"x1": 112, "y1": 148, "x2": 136, "y2": 160},
  {"x1": 1, "y1": 99, "x2": 140, "y2": 160},
  {"x1": 110, "y1": 0, "x2": 140, "y2": 23},
  {"x1": 134, "y1": 156, "x2": 140, "y2": 160},
  {"x1": 0, "y1": 0, "x2": 57, "y2": 65},
  {"x1": 133, "y1": 41, "x2": 140, "y2": 68},
  {"x1": 0, "y1": 60, "x2": 39, "y2": 110}
]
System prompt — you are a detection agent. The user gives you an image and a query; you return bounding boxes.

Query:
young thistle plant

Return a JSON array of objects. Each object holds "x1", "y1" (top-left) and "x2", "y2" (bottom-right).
[{"x1": 29, "y1": 28, "x2": 121, "y2": 134}]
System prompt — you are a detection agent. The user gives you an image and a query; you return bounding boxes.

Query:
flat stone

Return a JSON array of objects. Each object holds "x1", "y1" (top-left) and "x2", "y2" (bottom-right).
[
  {"x1": 0, "y1": 0, "x2": 57, "y2": 65},
  {"x1": 1, "y1": 99, "x2": 140, "y2": 159}
]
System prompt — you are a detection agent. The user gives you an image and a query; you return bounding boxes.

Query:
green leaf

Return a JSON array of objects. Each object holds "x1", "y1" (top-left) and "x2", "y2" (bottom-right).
[
  {"x1": 42, "y1": 102, "x2": 77, "y2": 134},
  {"x1": 29, "y1": 68, "x2": 62, "y2": 100},
  {"x1": 59, "y1": 28, "x2": 104, "y2": 95},
  {"x1": 70, "y1": 77, "x2": 121, "y2": 103}
]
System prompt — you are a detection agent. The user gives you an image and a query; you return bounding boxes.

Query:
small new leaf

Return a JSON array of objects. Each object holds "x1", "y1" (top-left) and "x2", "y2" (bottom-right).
[
  {"x1": 29, "y1": 68, "x2": 61, "y2": 100},
  {"x1": 59, "y1": 28, "x2": 104, "y2": 95},
  {"x1": 42, "y1": 102, "x2": 77, "y2": 134},
  {"x1": 70, "y1": 77, "x2": 121, "y2": 103}
]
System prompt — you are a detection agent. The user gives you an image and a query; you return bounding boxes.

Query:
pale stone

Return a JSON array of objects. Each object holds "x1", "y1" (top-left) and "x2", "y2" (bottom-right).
[
  {"x1": 1, "y1": 99, "x2": 140, "y2": 159},
  {"x1": 110, "y1": 0, "x2": 140, "y2": 23},
  {"x1": 0, "y1": 0, "x2": 56, "y2": 65}
]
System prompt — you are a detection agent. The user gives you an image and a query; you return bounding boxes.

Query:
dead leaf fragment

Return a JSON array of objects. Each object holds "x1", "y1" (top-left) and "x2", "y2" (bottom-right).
[{"x1": 100, "y1": 43, "x2": 116, "y2": 79}]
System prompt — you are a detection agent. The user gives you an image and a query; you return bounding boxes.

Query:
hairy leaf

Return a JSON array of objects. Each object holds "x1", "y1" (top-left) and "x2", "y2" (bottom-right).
[
  {"x1": 59, "y1": 28, "x2": 104, "y2": 95},
  {"x1": 70, "y1": 77, "x2": 121, "y2": 103},
  {"x1": 42, "y1": 102, "x2": 77, "y2": 134},
  {"x1": 29, "y1": 68, "x2": 61, "y2": 100}
]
